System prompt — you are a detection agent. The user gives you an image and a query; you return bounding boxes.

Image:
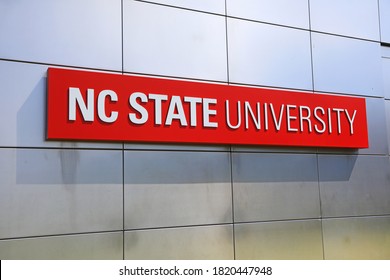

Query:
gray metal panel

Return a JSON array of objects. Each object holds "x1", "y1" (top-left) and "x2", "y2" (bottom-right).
[
  {"x1": 0, "y1": 149, "x2": 123, "y2": 239},
  {"x1": 136, "y1": 0, "x2": 225, "y2": 14},
  {"x1": 312, "y1": 33, "x2": 383, "y2": 97},
  {"x1": 317, "y1": 97, "x2": 388, "y2": 155},
  {"x1": 0, "y1": 0, "x2": 121, "y2": 70},
  {"x1": 228, "y1": 18, "x2": 312, "y2": 90},
  {"x1": 383, "y1": 46, "x2": 390, "y2": 58},
  {"x1": 232, "y1": 153, "x2": 320, "y2": 222},
  {"x1": 323, "y1": 216, "x2": 390, "y2": 260},
  {"x1": 231, "y1": 146, "x2": 318, "y2": 154},
  {"x1": 386, "y1": 100, "x2": 390, "y2": 155},
  {"x1": 226, "y1": 0, "x2": 310, "y2": 29},
  {"x1": 318, "y1": 155, "x2": 390, "y2": 218},
  {"x1": 0, "y1": 232, "x2": 123, "y2": 260},
  {"x1": 125, "y1": 225, "x2": 234, "y2": 259},
  {"x1": 124, "y1": 151, "x2": 232, "y2": 229},
  {"x1": 0, "y1": 60, "x2": 121, "y2": 149},
  {"x1": 124, "y1": 143, "x2": 229, "y2": 152},
  {"x1": 310, "y1": 0, "x2": 380, "y2": 41},
  {"x1": 235, "y1": 220, "x2": 323, "y2": 259},
  {"x1": 363, "y1": 97, "x2": 387, "y2": 155},
  {"x1": 383, "y1": 58, "x2": 390, "y2": 99},
  {"x1": 380, "y1": 0, "x2": 390, "y2": 43},
  {"x1": 123, "y1": 1, "x2": 228, "y2": 81}
]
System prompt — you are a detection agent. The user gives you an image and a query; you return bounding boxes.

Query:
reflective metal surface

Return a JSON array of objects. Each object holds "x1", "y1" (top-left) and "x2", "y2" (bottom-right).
[
  {"x1": 323, "y1": 216, "x2": 390, "y2": 259},
  {"x1": 312, "y1": 33, "x2": 383, "y2": 97},
  {"x1": 231, "y1": 145, "x2": 318, "y2": 154},
  {"x1": 124, "y1": 143, "x2": 229, "y2": 152},
  {"x1": 363, "y1": 97, "x2": 387, "y2": 155},
  {"x1": 124, "y1": 151, "x2": 232, "y2": 229},
  {"x1": 227, "y1": 0, "x2": 309, "y2": 29},
  {"x1": 0, "y1": 0, "x2": 121, "y2": 70},
  {"x1": 383, "y1": 58, "x2": 390, "y2": 99},
  {"x1": 310, "y1": 0, "x2": 379, "y2": 41},
  {"x1": 123, "y1": 1, "x2": 227, "y2": 81},
  {"x1": 0, "y1": 60, "x2": 122, "y2": 149},
  {"x1": 0, "y1": 149, "x2": 123, "y2": 239},
  {"x1": 0, "y1": 232, "x2": 123, "y2": 260},
  {"x1": 379, "y1": 0, "x2": 390, "y2": 43},
  {"x1": 318, "y1": 155, "x2": 390, "y2": 217},
  {"x1": 383, "y1": 46, "x2": 390, "y2": 58},
  {"x1": 386, "y1": 100, "x2": 390, "y2": 155},
  {"x1": 0, "y1": 0, "x2": 389, "y2": 260},
  {"x1": 228, "y1": 18, "x2": 312, "y2": 90},
  {"x1": 310, "y1": 0, "x2": 380, "y2": 41},
  {"x1": 125, "y1": 225, "x2": 234, "y2": 259},
  {"x1": 232, "y1": 153, "x2": 320, "y2": 222},
  {"x1": 136, "y1": 0, "x2": 225, "y2": 14},
  {"x1": 235, "y1": 220, "x2": 323, "y2": 259}
]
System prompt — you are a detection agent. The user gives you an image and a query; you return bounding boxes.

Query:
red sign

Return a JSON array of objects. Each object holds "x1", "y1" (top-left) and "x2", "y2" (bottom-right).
[{"x1": 47, "y1": 67, "x2": 369, "y2": 148}]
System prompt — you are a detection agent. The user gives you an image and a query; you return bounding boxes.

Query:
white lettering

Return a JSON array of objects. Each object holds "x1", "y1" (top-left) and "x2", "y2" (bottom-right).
[
  {"x1": 129, "y1": 92, "x2": 148, "y2": 124},
  {"x1": 149, "y1": 94, "x2": 168, "y2": 125},
  {"x1": 165, "y1": 96, "x2": 187, "y2": 126},
  {"x1": 244, "y1": 102, "x2": 261, "y2": 130},
  {"x1": 203, "y1": 98, "x2": 218, "y2": 128},
  {"x1": 314, "y1": 107, "x2": 326, "y2": 133},
  {"x1": 184, "y1": 96, "x2": 202, "y2": 127},
  {"x1": 68, "y1": 87, "x2": 94, "y2": 122},
  {"x1": 270, "y1": 103, "x2": 284, "y2": 131},
  {"x1": 286, "y1": 104, "x2": 298, "y2": 132},
  {"x1": 299, "y1": 106, "x2": 312, "y2": 132},
  {"x1": 264, "y1": 103, "x2": 268, "y2": 131},
  {"x1": 345, "y1": 109, "x2": 357, "y2": 135},
  {"x1": 333, "y1": 108, "x2": 344, "y2": 134},
  {"x1": 97, "y1": 90, "x2": 118, "y2": 123},
  {"x1": 226, "y1": 100, "x2": 241, "y2": 129}
]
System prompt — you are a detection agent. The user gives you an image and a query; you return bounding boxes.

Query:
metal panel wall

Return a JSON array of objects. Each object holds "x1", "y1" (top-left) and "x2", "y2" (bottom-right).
[
  {"x1": 135, "y1": 0, "x2": 226, "y2": 14},
  {"x1": 0, "y1": 232, "x2": 123, "y2": 260},
  {"x1": 383, "y1": 57, "x2": 390, "y2": 99},
  {"x1": 386, "y1": 100, "x2": 390, "y2": 155},
  {"x1": 125, "y1": 225, "x2": 234, "y2": 259},
  {"x1": 0, "y1": 0, "x2": 389, "y2": 260},
  {"x1": 323, "y1": 216, "x2": 390, "y2": 259},
  {"x1": 235, "y1": 220, "x2": 324, "y2": 259},
  {"x1": 310, "y1": 0, "x2": 380, "y2": 41},
  {"x1": 379, "y1": 0, "x2": 390, "y2": 43},
  {"x1": 227, "y1": 18, "x2": 312, "y2": 90},
  {"x1": 318, "y1": 155, "x2": 390, "y2": 218},
  {"x1": 124, "y1": 151, "x2": 232, "y2": 229},
  {"x1": 226, "y1": 0, "x2": 310, "y2": 29},
  {"x1": 0, "y1": 0, "x2": 122, "y2": 71},
  {"x1": 311, "y1": 33, "x2": 383, "y2": 97},
  {"x1": 0, "y1": 149, "x2": 123, "y2": 239},
  {"x1": 123, "y1": 0, "x2": 227, "y2": 81},
  {"x1": 232, "y1": 153, "x2": 320, "y2": 222}
]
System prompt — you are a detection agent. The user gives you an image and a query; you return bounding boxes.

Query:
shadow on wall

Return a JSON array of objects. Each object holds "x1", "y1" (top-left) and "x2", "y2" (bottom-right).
[
  {"x1": 16, "y1": 75, "x2": 47, "y2": 148},
  {"x1": 15, "y1": 70, "x2": 123, "y2": 185},
  {"x1": 231, "y1": 152, "x2": 358, "y2": 183},
  {"x1": 15, "y1": 147, "x2": 123, "y2": 185},
  {"x1": 15, "y1": 149, "x2": 358, "y2": 186},
  {"x1": 15, "y1": 75, "x2": 78, "y2": 185}
]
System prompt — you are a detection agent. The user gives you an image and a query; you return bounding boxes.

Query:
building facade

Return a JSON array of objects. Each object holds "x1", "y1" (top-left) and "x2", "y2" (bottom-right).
[{"x1": 0, "y1": 0, "x2": 389, "y2": 259}]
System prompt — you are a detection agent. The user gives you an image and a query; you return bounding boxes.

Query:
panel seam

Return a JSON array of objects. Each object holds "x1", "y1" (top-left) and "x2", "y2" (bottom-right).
[
  {"x1": 225, "y1": 0, "x2": 236, "y2": 260},
  {"x1": 309, "y1": 0, "x2": 326, "y2": 260},
  {"x1": 121, "y1": 0, "x2": 125, "y2": 261}
]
